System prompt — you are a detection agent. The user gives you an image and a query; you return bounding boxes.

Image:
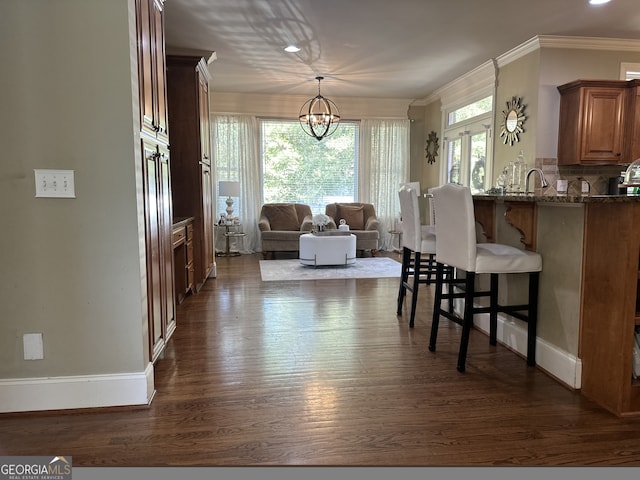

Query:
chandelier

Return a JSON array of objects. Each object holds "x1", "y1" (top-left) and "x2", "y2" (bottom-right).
[{"x1": 298, "y1": 76, "x2": 341, "y2": 141}]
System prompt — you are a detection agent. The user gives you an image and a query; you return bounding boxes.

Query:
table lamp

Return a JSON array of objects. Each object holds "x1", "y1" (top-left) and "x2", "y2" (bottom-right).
[{"x1": 219, "y1": 181, "x2": 240, "y2": 217}]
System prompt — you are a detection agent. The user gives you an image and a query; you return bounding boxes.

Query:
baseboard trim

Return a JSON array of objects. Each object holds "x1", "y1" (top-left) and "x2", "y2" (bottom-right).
[
  {"x1": 0, "y1": 363, "x2": 156, "y2": 413},
  {"x1": 474, "y1": 313, "x2": 582, "y2": 389}
]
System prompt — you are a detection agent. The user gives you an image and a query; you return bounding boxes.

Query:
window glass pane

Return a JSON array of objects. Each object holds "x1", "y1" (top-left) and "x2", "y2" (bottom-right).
[
  {"x1": 447, "y1": 95, "x2": 493, "y2": 126},
  {"x1": 470, "y1": 132, "x2": 487, "y2": 194},
  {"x1": 446, "y1": 137, "x2": 462, "y2": 184},
  {"x1": 261, "y1": 120, "x2": 358, "y2": 213}
]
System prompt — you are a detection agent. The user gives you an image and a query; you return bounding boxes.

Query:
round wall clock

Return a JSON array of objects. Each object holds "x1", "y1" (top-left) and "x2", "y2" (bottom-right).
[
  {"x1": 500, "y1": 96, "x2": 526, "y2": 146},
  {"x1": 425, "y1": 130, "x2": 439, "y2": 164}
]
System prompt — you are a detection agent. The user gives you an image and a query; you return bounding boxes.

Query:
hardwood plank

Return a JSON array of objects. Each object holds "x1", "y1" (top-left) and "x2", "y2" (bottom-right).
[{"x1": 2, "y1": 252, "x2": 640, "y2": 466}]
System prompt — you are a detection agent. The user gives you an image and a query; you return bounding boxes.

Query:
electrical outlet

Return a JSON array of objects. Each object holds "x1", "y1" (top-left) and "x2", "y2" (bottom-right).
[
  {"x1": 34, "y1": 169, "x2": 76, "y2": 198},
  {"x1": 23, "y1": 333, "x2": 44, "y2": 360}
]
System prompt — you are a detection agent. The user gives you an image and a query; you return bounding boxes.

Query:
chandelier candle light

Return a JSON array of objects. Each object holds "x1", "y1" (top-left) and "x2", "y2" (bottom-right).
[
  {"x1": 219, "y1": 181, "x2": 240, "y2": 217},
  {"x1": 299, "y1": 76, "x2": 341, "y2": 141}
]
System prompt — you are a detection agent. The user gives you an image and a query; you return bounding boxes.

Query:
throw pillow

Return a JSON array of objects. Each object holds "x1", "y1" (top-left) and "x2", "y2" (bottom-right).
[
  {"x1": 336, "y1": 204, "x2": 365, "y2": 230},
  {"x1": 265, "y1": 204, "x2": 299, "y2": 231}
]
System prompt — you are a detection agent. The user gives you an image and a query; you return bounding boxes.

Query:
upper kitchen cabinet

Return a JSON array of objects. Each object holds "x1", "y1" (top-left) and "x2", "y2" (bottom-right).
[
  {"x1": 557, "y1": 80, "x2": 627, "y2": 165},
  {"x1": 136, "y1": 0, "x2": 169, "y2": 142},
  {"x1": 166, "y1": 55, "x2": 215, "y2": 291}
]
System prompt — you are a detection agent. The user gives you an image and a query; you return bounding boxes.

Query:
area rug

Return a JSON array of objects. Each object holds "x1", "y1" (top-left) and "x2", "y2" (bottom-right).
[{"x1": 259, "y1": 257, "x2": 402, "y2": 282}]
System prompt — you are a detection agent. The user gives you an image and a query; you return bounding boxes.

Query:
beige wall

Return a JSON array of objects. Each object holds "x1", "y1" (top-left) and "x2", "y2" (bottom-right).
[
  {"x1": 422, "y1": 100, "x2": 443, "y2": 192},
  {"x1": 0, "y1": 0, "x2": 148, "y2": 387},
  {"x1": 493, "y1": 51, "x2": 540, "y2": 184}
]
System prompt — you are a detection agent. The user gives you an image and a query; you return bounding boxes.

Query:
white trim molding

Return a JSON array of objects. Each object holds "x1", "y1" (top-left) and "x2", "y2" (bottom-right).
[
  {"x1": 434, "y1": 60, "x2": 496, "y2": 112},
  {"x1": 474, "y1": 312, "x2": 582, "y2": 390},
  {"x1": 0, "y1": 363, "x2": 155, "y2": 413},
  {"x1": 497, "y1": 35, "x2": 640, "y2": 68}
]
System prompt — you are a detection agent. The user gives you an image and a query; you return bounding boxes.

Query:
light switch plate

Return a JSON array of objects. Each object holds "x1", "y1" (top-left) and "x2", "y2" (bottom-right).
[{"x1": 34, "y1": 169, "x2": 76, "y2": 198}]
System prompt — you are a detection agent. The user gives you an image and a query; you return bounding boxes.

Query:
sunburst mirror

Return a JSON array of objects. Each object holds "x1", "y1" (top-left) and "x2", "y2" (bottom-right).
[
  {"x1": 500, "y1": 96, "x2": 526, "y2": 146},
  {"x1": 425, "y1": 130, "x2": 439, "y2": 164}
]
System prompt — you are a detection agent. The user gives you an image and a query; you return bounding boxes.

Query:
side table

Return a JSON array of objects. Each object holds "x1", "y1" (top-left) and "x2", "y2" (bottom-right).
[{"x1": 216, "y1": 223, "x2": 246, "y2": 257}]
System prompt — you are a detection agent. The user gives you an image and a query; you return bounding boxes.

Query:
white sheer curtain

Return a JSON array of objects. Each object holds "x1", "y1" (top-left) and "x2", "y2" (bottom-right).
[
  {"x1": 212, "y1": 114, "x2": 261, "y2": 254},
  {"x1": 359, "y1": 119, "x2": 410, "y2": 251}
]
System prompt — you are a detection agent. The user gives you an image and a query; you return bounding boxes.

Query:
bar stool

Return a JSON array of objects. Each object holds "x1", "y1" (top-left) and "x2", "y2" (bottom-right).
[
  {"x1": 396, "y1": 184, "x2": 437, "y2": 328},
  {"x1": 428, "y1": 183, "x2": 542, "y2": 372}
]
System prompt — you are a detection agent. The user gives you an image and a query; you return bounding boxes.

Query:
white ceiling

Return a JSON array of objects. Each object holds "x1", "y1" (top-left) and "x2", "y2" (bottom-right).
[{"x1": 164, "y1": 0, "x2": 640, "y2": 100}]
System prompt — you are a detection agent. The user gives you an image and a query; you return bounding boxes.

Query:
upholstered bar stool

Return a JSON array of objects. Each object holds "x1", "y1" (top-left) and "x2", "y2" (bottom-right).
[
  {"x1": 428, "y1": 183, "x2": 542, "y2": 372},
  {"x1": 396, "y1": 184, "x2": 437, "y2": 328}
]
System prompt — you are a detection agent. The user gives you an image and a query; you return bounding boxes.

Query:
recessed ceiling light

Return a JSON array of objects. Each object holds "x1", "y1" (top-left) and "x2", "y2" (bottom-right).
[
  {"x1": 589, "y1": 0, "x2": 611, "y2": 5},
  {"x1": 284, "y1": 45, "x2": 300, "y2": 53}
]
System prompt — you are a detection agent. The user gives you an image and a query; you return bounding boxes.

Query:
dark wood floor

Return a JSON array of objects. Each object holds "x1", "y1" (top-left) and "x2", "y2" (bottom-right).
[{"x1": 3, "y1": 251, "x2": 640, "y2": 466}]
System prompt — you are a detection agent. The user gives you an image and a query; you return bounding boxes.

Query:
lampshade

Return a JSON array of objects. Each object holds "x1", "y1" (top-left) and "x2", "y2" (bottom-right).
[
  {"x1": 219, "y1": 181, "x2": 240, "y2": 198},
  {"x1": 299, "y1": 76, "x2": 341, "y2": 141}
]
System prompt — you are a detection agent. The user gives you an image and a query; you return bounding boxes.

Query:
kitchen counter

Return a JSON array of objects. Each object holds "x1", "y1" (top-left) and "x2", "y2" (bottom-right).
[
  {"x1": 470, "y1": 195, "x2": 640, "y2": 416},
  {"x1": 473, "y1": 192, "x2": 640, "y2": 203}
]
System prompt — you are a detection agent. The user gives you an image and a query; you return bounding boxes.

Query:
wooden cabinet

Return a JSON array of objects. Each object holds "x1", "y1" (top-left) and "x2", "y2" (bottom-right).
[
  {"x1": 136, "y1": 0, "x2": 168, "y2": 142},
  {"x1": 136, "y1": 0, "x2": 175, "y2": 362},
  {"x1": 557, "y1": 80, "x2": 627, "y2": 165},
  {"x1": 172, "y1": 217, "x2": 195, "y2": 304},
  {"x1": 166, "y1": 55, "x2": 215, "y2": 291}
]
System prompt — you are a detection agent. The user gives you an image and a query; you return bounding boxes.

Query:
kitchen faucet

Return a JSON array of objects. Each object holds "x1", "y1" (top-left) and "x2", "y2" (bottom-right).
[{"x1": 525, "y1": 168, "x2": 549, "y2": 194}]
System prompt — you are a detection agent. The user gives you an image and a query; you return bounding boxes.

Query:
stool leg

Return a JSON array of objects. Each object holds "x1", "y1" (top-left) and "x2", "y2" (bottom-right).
[
  {"x1": 409, "y1": 251, "x2": 421, "y2": 328},
  {"x1": 527, "y1": 272, "x2": 540, "y2": 366},
  {"x1": 397, "y1": 247, "x2": 411, "y2": 315},
  {"x1": 489, "y1": 273, "x2": 499, "y2": 346},
  {"x1": 428, "y1": 262, "x2": 444, "y2": 352},
  {"x1": 426, "y1": 253, "x2": 435, "y2": 285},
  {"x1": 457, "y1": 271, "x2": 476, "y2": 373}
]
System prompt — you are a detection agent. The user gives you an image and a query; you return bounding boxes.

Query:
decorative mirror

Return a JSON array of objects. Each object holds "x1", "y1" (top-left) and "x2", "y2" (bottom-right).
[
  {"x1": 425, "y1": 130, "x2": 439, "y2": 164},
  {"x1": 499, "y1": 96, "x2": 526, "y2": 146}
]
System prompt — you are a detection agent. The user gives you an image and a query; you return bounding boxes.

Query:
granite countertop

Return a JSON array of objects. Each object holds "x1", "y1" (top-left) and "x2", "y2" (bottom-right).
[{"x1": 473, "y1": 193, "x2": 640, "y2": 203}]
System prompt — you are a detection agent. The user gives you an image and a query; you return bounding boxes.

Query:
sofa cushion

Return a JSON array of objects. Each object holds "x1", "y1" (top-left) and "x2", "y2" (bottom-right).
[
  {"x1": 264, "y1": 204, "x2": 300, "y2": 231},
  {"x1": 337, "y1": 204, "x2": 365, "y2": 230}
]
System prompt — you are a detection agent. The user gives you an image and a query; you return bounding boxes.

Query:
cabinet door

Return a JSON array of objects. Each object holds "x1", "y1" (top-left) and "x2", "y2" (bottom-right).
[
  {"x1": 159, "y1": 145, "x2": 176, "y2": 340},
  {"x1": 579, "y1": 87, "x2": 625, "y2": 163},
  {"x1": 152, "y1": 0, "x2": 168, "y2": 141},
  {"x1": 136, "y1": 0, "x2": 167, "y2": 140},
  {"x1": 136, "y1": 0, "x2": 155, "y2": 136},
  {"x1": 142, "y1": 139, "x2": 165, "y2": 361},
  {"x1": 198, "y1": 70, "x2": 211, "y2": 166},
  {"x1": 201, "y1": 162, "x2": 214, "y2": 279}
]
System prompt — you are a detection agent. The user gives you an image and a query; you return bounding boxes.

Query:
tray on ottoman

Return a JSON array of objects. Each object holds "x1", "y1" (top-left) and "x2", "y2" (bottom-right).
[{"x1": 312, "y1": 230, "x2": 351, "y2": 236}]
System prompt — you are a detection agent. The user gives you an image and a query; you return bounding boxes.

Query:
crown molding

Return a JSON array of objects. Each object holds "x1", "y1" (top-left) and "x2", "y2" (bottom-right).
[
  {"x1": 434, "y1": 60, "x2": 497, "y2": 111},
  {"x1": 497, "y1": 35, "x2": 640, "y2": 68}
]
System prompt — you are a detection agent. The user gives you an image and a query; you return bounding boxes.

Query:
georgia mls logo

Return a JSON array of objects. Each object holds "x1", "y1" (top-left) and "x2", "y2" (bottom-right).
[{"x1": 0, "y1": 456, "x2": 72, "y2": 480}]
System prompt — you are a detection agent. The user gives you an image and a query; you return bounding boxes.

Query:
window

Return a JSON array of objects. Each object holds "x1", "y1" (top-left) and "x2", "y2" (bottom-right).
[
  {"x1": 621, "y1": 62, "x2": 640, "y2": 80},
  {"x1": 260, "y1": 119, "x2": 359, "y2": 213},
  {"x1": 442, "y1": 96, "x2": 493, "y2": 194}
]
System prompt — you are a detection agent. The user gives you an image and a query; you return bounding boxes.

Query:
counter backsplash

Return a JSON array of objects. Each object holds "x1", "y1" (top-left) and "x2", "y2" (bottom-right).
[{"x1": 535, "y1": 158, "x2": 624, "y2": 196}]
